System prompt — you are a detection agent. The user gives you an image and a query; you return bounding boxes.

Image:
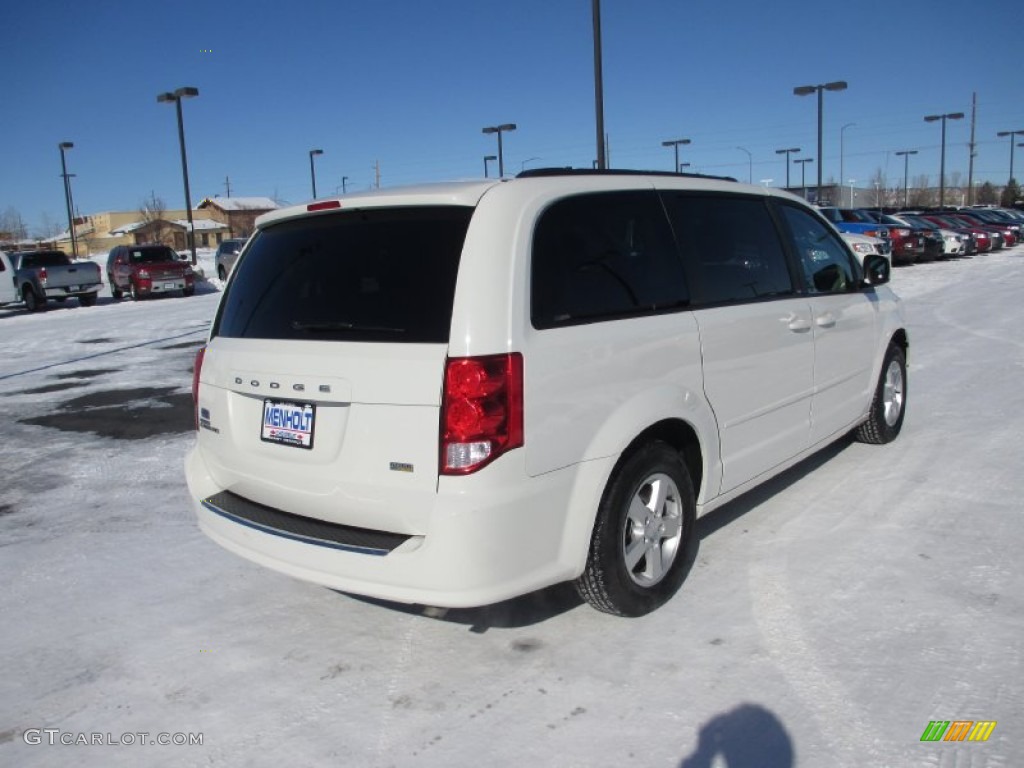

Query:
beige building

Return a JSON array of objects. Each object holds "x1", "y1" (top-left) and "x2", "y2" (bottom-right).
[
  {"x1": 52, "y1": 197, "x2": 278, "y2": 257},
  {"x1": 197, "y1": 197, "x2": 279, "y2": 238}
]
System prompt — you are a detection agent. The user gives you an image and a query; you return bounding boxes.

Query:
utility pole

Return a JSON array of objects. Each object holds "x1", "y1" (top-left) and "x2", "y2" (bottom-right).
[
  {"x1": 224, "y1": 176, "x2": 232, "y2": 197},
  {"x1": 374, "y1": 160, "x2": 381, "y2": 190},
  {"x1": 592, "y1": 0, "x2": 606, "y2": 170},
  {"x1": 967, "y1": 92, "x2": 977, "y2": 205}
]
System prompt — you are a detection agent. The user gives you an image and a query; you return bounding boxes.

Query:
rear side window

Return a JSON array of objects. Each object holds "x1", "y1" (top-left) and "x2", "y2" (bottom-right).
[
  {"x1": 531, "y1": 191, "x2": 688, "y2": 328},
  {"x1": 213, "y1": 206, "x2": 471, "y2": 343},
  {"x1": 661, "y1": 194, "x2": 794, "y2": 305}
]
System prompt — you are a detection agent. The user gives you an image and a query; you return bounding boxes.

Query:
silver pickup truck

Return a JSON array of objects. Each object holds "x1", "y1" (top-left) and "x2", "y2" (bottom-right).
[{"x1": 1, "y1": 250, "x2": 102, "y2": 311}]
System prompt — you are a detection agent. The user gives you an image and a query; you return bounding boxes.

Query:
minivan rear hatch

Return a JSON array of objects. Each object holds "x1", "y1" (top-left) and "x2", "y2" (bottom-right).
[{"x1": 195, "y1": 206, "x2": 474, "y2": 535}]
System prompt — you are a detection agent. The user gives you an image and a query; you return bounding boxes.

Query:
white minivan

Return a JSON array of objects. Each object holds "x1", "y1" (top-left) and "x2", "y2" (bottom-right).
[{"x1": 185, "y1": 170, "x2": 907, "y2": 616}]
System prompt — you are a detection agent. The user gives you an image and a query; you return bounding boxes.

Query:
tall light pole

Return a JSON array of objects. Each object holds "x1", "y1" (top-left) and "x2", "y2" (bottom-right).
[
  {"x1": 996, "y1": 130, "x2": 1024, "y2": 184},
  {"x1": 794, "y1": 80, "x2": 848, "y2": 202},
  {"x1": 894, "y1": 150, "x2": 919, "y2": 207},
  {"x1": 483, "y1": 155, "x2": 497, "y2": 178},
  {"x1": 58, "y1": 142, "x2": 78, "y2": 259},
  {"x1": 736, "y1": 146, "x2": 752, "y2": 183},
  {"x1": 924, "y1": 111, "x2": 964, "y2": 208},
  {"x1": 309, "y1": 149, "x2": 323, "y2": 198},
  {"x1": 592, "y1": 0, "x2": 606, "y2": 170},
  {"x1": 662, "y1": 138, "x2": 691, "y2": 173},
  {"x1": 775, "y1": 147, "x2": 801, "y2": 189},
  {"x1": 157, "y1": 86, "x2": 199, "y2": 265},
  {"x1": 795, "y1": 157, "x2": 813, "y2": 199},
  {"x1": 482, "y1": 123, "x2": 516, "y2": 177}
]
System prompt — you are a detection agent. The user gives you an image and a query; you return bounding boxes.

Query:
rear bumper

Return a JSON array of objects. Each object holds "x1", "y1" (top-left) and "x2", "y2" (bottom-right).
[
  {"x1": 185, "y1": 445, "x2": 612, "y2": 608},
  {"x1": 43, "y1": 285, "x2": 101, "y2": 298}
]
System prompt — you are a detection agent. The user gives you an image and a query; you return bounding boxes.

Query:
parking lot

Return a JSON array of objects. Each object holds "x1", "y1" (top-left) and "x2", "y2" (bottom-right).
[{"x1": 1, "y1": 248, "x2": 1022, "y2": 767}]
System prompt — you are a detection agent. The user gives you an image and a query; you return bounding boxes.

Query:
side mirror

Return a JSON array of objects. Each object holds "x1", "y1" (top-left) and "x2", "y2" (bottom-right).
[{"x1": 863, "y1": 254, "x2": 890, "y2": 286}]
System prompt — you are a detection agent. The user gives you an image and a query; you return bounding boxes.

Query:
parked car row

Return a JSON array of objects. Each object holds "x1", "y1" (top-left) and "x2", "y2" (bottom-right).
[
  {"x1": 823, "y1": 205, "x2": 1023, "y2": 265},
  {"x1": 1, "y1": 243, "x2": 200, "y2": 312}
]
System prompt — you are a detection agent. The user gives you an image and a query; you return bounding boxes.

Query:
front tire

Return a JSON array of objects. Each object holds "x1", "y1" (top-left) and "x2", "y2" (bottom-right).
[
  {"x1": 575, "y1": 441, "x2": 696, "y2": 617},
  {"x1": 129, "y1": 280, "x2": 141, "y2": 301},
  {"x1": 855, "y1": 343, "x2": 906, "y2": 444}
]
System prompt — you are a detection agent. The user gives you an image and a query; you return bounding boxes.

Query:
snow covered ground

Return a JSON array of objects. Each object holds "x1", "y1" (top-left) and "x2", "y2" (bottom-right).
[{"x1": 1, "y1": 247, "x2": 1022, "y2": 767}]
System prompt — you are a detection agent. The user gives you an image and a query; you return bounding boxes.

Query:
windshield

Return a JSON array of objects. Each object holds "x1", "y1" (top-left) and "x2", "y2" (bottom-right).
[
  {"x1": 129, "y1": 248, "x2": 177, "y2": 264},
  {"x1": 213, "y1": 206, "x2": 472, "y2": 344}
]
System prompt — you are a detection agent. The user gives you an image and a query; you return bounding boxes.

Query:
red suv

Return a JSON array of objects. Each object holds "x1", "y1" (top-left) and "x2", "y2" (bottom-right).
[{"x1": 106, "y1": 244, "x2": 195, "y2": 300}]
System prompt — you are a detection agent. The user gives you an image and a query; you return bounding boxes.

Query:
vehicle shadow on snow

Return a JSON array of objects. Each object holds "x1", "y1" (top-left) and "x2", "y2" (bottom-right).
[
  {"x1": 342, "y1": 436, "x2": 855, "y2": 631},
  {"x1": 695, "y1": 435, "x2": 853, "y2": 541}
]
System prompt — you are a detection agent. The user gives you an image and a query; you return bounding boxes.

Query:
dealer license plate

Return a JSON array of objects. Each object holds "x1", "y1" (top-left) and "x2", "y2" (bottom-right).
[
  {"x1": 261, "y1": 400, "x2": 315, "y2": 449},
  {"x1": 163, "y1": 281, "x2": 178, "y2": 290}
]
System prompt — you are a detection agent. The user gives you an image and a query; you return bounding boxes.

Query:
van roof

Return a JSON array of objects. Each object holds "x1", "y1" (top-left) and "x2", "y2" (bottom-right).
[{"x1": 256, "y1": 170, "x2": 805, "y2": 230}]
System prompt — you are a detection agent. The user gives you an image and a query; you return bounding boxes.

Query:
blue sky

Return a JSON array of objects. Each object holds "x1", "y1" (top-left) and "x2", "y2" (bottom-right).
[{"x1": 4, "y1": 0, "x2": 1023, "y2": 233}]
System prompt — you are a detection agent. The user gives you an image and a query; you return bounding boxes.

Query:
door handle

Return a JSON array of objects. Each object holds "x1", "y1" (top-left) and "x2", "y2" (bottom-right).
[
  {"x1": 781, "y1": 312, "x2": 811, "y2": 332},
  {"x1": 815, "y1": 312, "x2": 837, "y2": 328}
]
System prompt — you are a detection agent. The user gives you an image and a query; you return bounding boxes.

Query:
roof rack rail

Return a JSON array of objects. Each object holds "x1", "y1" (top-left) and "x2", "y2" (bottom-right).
[{"x1": 516, "y1": 167, "x2": 737, "y2": 183}]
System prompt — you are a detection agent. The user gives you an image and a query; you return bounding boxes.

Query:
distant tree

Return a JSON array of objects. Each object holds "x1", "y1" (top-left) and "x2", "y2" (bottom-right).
[
  {"x1": 909, "y1": 175, "x2": 935, "y2": 207},
  {"x1": 1000, "y1": 178, "x2": 1020, "y2": 207},
  {"x1": 977, "y1": 182, "x2": 998, "y2": 205},
  {"x1": 139, "y1": 192, "x2": 172, "y2": 246},
  {"x1": 0, "y1": 206, "x2": 28, "y2": 240},
  {"x1": 947, "y1": 171, "x2": 964, "y2": 206},
  {"x1": 34, "y1": 212, "x2": 63, "y2": 240}
]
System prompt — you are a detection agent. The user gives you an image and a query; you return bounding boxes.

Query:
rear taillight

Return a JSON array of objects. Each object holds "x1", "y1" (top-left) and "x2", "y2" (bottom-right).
[
  {"x1": 192, "y1": 347, "x2": 206, "y2": 430},
  {"x1": 441, "y1": 353, "x2": 523, "y2": 475},
  {"x1": 39, "y1": 267, "x2": 48, "y2": 285}
]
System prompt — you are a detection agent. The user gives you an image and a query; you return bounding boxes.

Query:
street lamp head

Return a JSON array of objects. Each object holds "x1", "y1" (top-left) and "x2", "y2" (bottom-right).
[
  {"x1": 824, "y1": 80, "x2": 848, "y2": 92},
  {"x1": 484, "y1": 155, "x2": 497, "y2": 161},
  {"x1": 775, "y1": 147, "x2": 800, "y2": 154},
  {"x1": 159, "y1": 87, "x2": 199, "y2": 103},
  {"x1": 498, "y1": 123, "x2": 516, "y2": 132},
  {"x1": 948, "y1": 112, "x2": 964, "y2": 121},
  {"x1": 793, "y1": 85, "x2": 816, "y2": 96},
  {"x1": 662, "y1": 139, "x2": 691, "y2": 147},
  {"x1": 59, "y1": 141, "x2": 74, "y2": 150},
  {"x1": 310, "y1": 148, "x2": 324, "y2": 157}
]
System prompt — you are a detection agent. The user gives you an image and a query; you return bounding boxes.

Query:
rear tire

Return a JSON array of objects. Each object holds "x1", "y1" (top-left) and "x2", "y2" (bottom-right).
[
  {"x1": 855, "y1": 344, "x2": 906, "y2": 444},
  {"x1": 23, "y1": 286, "x2": 44, "y2": 312},
  {"x1": 129, "y1": 280, "x2": 141, "y2": 301},
  {"x1": 109, "y1": 274, "x2": 123, "y2": 299},
  {"x1": 575, "y1": 441, "x2": 696, "y2": 617}
]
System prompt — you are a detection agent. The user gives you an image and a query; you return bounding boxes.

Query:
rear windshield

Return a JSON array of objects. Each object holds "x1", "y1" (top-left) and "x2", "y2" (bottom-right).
[
  {"x1": 213, "y1": 206, "x2": 472, "y2": 343},
  {"x1": 129, "y1": 247, "x2": 177, "y2": 263},
  {"x1": 19, "y1": 251, "x2": 69, "y2": 268}
]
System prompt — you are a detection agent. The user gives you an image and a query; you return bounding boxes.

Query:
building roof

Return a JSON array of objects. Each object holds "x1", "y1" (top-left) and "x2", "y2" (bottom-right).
[
  {"x1": 111, "y1": 218, "x2": 227, "y2": 235},
  {"x1": 199, "y1": 196, "x2": 279, "y2": 212}
]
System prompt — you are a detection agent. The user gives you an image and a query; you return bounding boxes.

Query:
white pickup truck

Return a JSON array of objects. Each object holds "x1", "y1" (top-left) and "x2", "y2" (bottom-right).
[{"x1": 0, "y1": 249, "x2": 102, "y2": 310}]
